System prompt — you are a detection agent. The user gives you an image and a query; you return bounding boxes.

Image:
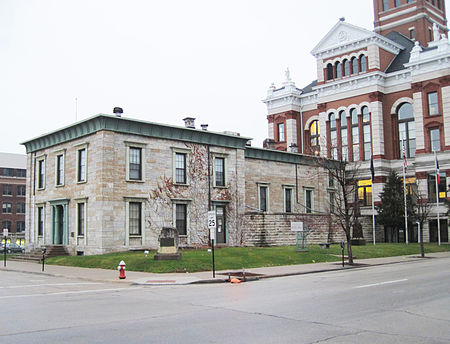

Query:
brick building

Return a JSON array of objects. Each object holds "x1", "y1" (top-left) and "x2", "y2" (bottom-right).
[
  {"x1": 264, "y1": 0, "x2": 449, "y2": 243},
  {"x1": 0, "y1": 152, "x2": 27, "y2": 244},
  {"x1": 22, "y1": 114, "x2": 337, "y2": 255}
]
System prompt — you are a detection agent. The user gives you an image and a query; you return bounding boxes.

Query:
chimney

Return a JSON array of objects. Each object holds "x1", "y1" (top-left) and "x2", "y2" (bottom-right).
[
  {"x1": 200, "y1": 124, "x2": 208, "y2": 131},
  {"x1": 113, "y1": 107, "x2": 123, "y2": 117},
  {"x1": 183, "y1": 117, "x2": 196, "y2": 129},
  {"x1": 263, "y1": 138, "x2": 276, "y2": 150}
]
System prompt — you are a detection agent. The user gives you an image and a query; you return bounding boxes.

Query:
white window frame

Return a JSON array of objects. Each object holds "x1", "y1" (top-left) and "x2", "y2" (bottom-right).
[
  {"x1": 75, "y1": 143, "x2": 89, "y2": 184},
  {"x1": 54, "y1": 149, "x2": 66, "y2": 187},
  {"x1": 172, "y1": 147, "x2": 190, "y2": 185},
  {"x1": 283, "y1": 185, "x2": 294, "y2": 213},
  {"x1": 124, "y1": 198, "x2": 146, "y2": 246},
  {"x1": 35, "y1": 204, "x2": 45, "y2": 241},
  {"x1": 125, "y1": 141, "x2": 146, "y2": 182},
  {"x1": 75, "y1": 198, "x2": 88, "y2": 245},
  {"x1": 212, "y1": 153, "x2": 228, "y2": 188},
  {"x1": 257, "y1": 183, "x2": 270, "y2": 212},
  {"x1": 36, "y1": 155, "x2": 46, "y2": 190},
  {"x1": 171, "y1": 199, "x2": 192, "y2": 240},
  {"x1": 304, "y1": 188, "x2": 314, "y2": 213}
]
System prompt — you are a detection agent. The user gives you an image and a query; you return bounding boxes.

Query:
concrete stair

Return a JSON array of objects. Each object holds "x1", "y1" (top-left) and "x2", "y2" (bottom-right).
[{"x1": 9, "y1": 245, "x2": 69, "y2": 262}]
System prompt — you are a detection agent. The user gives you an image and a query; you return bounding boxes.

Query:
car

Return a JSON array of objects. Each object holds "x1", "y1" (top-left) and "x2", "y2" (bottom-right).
[{"x1": 0, "y1": 243, "x2": 25, "y2": 254}]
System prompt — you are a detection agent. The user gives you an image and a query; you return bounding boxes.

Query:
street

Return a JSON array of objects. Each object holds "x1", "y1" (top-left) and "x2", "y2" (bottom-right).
[{"x1": 1, "y1": 257, "x2": 449, "y2": 343}]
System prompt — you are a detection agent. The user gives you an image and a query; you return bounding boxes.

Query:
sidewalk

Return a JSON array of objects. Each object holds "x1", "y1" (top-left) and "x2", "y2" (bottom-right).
[{"x1": 1, "y1": 252, "x2": 449, "y2": 286}]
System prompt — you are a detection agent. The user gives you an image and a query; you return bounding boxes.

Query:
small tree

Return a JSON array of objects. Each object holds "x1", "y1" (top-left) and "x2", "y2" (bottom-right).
[{"x1": 411, "y1": 189, "x2": 432, "y2": 258}]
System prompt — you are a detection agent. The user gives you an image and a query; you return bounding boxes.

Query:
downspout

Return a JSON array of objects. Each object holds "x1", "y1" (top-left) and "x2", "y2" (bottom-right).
[
  {"x1": 295, "y1": 163, "x2": 299, "y2": 204},
  {"x1": 300, "y1": 105, "x2": 304, "y2": 154},
  {"x1": 207, "y1": 145, "x2": 211, "y2": 211}
]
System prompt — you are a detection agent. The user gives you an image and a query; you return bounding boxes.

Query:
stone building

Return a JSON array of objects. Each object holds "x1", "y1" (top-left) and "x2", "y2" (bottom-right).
[
  {"x1": 0, "y1": 152, "x2": 27, "y2": 244},
  {"x1": 264, "y1": 0, "x2": 450, "y2": 243},
  {"x1": 22, "y1": 113, "x2": 334, "y2": 255}
]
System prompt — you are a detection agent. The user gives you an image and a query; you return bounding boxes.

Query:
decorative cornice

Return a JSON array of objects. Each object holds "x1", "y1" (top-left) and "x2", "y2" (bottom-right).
[
  {"x1": 21, "y1": 114, "x2": 251, "y2": 153},
  {"x1": 245, "y1": 147, "x2": 318, "y2": 166}
]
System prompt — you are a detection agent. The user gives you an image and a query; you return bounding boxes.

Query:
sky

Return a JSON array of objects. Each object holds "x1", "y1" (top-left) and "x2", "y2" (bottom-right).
[{"x1": 1, "y1": 0, "x2": 449, "y2": 154}]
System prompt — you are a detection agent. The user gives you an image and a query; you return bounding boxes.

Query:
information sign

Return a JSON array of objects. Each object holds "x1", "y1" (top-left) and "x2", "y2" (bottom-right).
[{"x1": 208, "y1": 211, "x2": 216, "y2": 240}]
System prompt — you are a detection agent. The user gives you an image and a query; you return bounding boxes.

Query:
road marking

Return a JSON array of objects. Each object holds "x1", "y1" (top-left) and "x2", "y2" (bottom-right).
[
  {"x1": 0, "y1": 282, "x2": 102, "y2": 289},
  {"x1": 353, "y1": 279, "x2": 408, "y2": 289},
  {"x1": 0, "y1": 287, "x2": 139, "y2": 299}
]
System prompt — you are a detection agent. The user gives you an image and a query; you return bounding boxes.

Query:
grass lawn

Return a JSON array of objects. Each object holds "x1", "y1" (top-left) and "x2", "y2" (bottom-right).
[{"x1": 45, "y1": 243, "x2": 450, "y2": 273}]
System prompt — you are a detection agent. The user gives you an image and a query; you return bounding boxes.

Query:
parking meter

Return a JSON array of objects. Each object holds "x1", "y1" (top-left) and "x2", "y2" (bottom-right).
[
  {"x1": 41, "y1": 247, "x2": 47, "y2": 271},
  {"x1": 340, "y1": 241, "x2": 345, "y2": 267}
]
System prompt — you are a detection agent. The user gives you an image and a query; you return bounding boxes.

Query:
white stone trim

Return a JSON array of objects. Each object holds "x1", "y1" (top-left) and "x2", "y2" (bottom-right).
[
  {"x1": 172, "y1": 200, "x2": 190, "y2": 243},
  {"x1": 172, "y1": 147, "x2": 190, "y2": 186},
  {"x1": 76, "y1": 143, "x2": 89, "y2": 184},
  {"x1": 378, "y1": 6, "x2": 418, "y2": 22},
  {"x1": 413, "y1": 92, "x2": 425, "y2": 151},
  {"x1": 442, "y1": 86, "x2": 450, "y2": 147},
  {"x1": 370, "y1": 101, "x2": 385, "y2": 156},
  {"x1": 75, "y1": 199, "x2": 88, "y2": 246},
  {"x1": 257, "y1": 183, "x2": 270, "y2": 212},
  {"x1": 125, "y1": 142, "x2": 146, "y2": 182},
  {"x1": 282, "y1": 185, "x2": 294, "y2": 213},
  {"x1": 390, "y1": 97, "x2": 413, "y2": 114},
  {"x1": 304, "y1": 115, "x2": 320, "y2": 131},
  {"x1": 212, "y1": 153, "x2": 228, "y2": 188},
  {"x1": 124, "y1": 199, "x2": 146, "y2": 247},
  {"x1": 286, "y1": 118, "x2": 298, "y2": 148}
]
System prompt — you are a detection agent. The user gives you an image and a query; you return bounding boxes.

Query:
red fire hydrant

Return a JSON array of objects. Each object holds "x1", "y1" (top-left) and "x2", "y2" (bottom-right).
[{"x1": 118, "y1": 260, "x2": 126, "y2": 279}]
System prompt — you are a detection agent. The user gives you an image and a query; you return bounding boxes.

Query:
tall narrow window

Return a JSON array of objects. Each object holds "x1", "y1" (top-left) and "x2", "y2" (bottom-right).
[
  {"x1": 16, "y1": 203, "x2": 25, "y2": 214},
  {"x1": 395, "y1": 0, "x2": 401, "y2": 7},
  {"x1": 335, "y1": 62, "x2": 342, "y2": 78},
  {"x1": 129, "y1": 147, "x2": 142, "y2": 181},
  {"x1": 17, "y1": 185, "x2": 26, "y2": 196},
  {"x1": 77, "y1": 148, "x2": 87, "y2": 182},
  {"x1": 383, "y1": 0, "x2": 389, "y2": 10},
  {"x1": 215, "y1": 157, "x2": 225, "y2": 187},
  {"x1": 16, "y1": 221, "x2": 25, "y2": 233},
  {"x1": 329, "y1": 113, "x2": 338, "y2": 159},
  {"x1": 37, "y1": 206, "x2": 44, "y2": 236},
  {"x1": 340, "y1": 111, "x2": 348, "y2": 160},
  {"x1": 397, "y1": 103, "x2": 416, "y2": 158},
  {"x1": 2, "y1": 185, "x2": 12, "y2": 196},
  {"x1": 56, "y1": 154, "x2": 64, "y2": 186},
  {"x1": 351, "y1": 108, "x2": 360, "y2": 161},
  {"x1": 175, "y1": 204, "x2": 187, "y2": 236},
  {"x1": 259, "y1": 185, "x2": 268, "y2": 212},
  {"x1": 305, "y1": 189, "x2": 313, "y2": 213},
  {"x1": 77, "y1": 203, "x2": 85, "y2": 236},
  {"x1": 37, "y1": 159, "x2": 45, "y2": 189},
  {"x1": 2, "y1": 202, "x2": 12, "y2": 213},
  {"x1": 310, "y1": 120, "x2": 320, "y2": 153},
  {"x1": 284, "y1": 188, "x2": 293, "y2": 213},
  {"x1": 358, "y1": 180, "x2": 372, "y2": 206},
  {"x1": 430, "y1": 128, "x2": 441, "y2": 152},
  {"x1": 359, "y1": 55, "x2": 367, "y2": 72},
  {"x1": 409, "y1": 28, "x2": 415, "y2": 40},
  {"x1": 175, "y1": 153, "x2": 186, "y2": 184},
  {"x1": 351, "y1": 57, "x2": 358, "y2": 74},
  {"x1": 362, "y1": 106, "x2": 371, "y2": 160},
  {"x1": 278, "y1": 123, "x2": 285, "y2": 142},
  {"x1": 326, "y1": 64, "x2": 334, "y2": 80},
  {"x1": 129, "y1": 202, "x2": 142, "y2": 236},
  {"x1": 343, "y1": 59, "x2": 350, "y2": 76},
  {"x1": 329, "y1": 192, "x2": 335, "y2": 213},
  {"x1": 427, "y1": 92, "x2": 439, "y2": 116}
]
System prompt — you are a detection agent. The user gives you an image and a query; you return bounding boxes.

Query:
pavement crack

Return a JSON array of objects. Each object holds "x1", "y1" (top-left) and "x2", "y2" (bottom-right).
[{"x1": 394, "y1": 308, "x2": 450, "y2": 323}]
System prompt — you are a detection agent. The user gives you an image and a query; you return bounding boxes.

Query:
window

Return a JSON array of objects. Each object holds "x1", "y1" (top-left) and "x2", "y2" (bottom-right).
[
  {"x1": 329, "y1": 192, "x2": 335, "y2": 213},
  {"x1": 37, "y1": 158, "x2": 45, "y2": 189},
  {"x1": 359, "y1": 55, "x2": 367, "y2": 72},
  {"x1": 17, "y1": 185, "x2": 26, "y2": 196},
  {"x1": 16, "y1": 221, "x2": 25, "y2": 233},
  {"x1": 56, "y1": 154, "x2": 64, "y2": 186},
  {"x1": 437, "y1": 0, "x2": 441, "y2": 9},
  {"x1": 397, "y1": 103, "x2": 416, "y2": 158},
  {"x1": 258, "y1": 185, "x2": 268, "y2": 212},
  {"x1": 175, "y1": 204, "x2": 187, "y2": 236},
  {"x1": 326, "y1": 64, "x2": 333, "y2": 80},
  {"x1": 310, "y1": 120, "x2": 320, "y2": 153},
  {"x1": 329, "y1": 113, "x2": 338, "y2": 160},
  {"x1": 430, "y1": 128, "x2": 441, "y2": 152},
  {"x1": 1, "y1": 168, "x2": 13, "y2": 177},
  {"x1": 16, "y1": 203, "x2": 25, "y2": 214},
  {"x1": 129, "y1": 202, "x2": 142, "y2": 236},
  {"x1": 351, "y1": 109, "x2": 360, "y2": 161},
  {"x1": 16, "y1": 169, "x2": 26, "y2": 178},
  {"x1": 343, "y1": 59, "x2": 350, "y2": 76},
  {"x1": 278, "y1": 123, "x2": 285, "y2": 142},
  {"x1": 427, "y1": 92, "x2": 439, "y2": 116},
  {"x1": 428, "y1": 174, "x2": 446, "y2": 202},
  {"x1": 351, "y1": 57, "x2": 358, "y2": 74},
  {"x1": 362, "y1": 106, "x2": 371, "y2": 161},
  {"x1": 215, "y1": 157, "x2": 225, "y2": 187},
  {"x1": 128, "y1": 147, "x2": 142, "y2": 181},
  {"x1": 358, "y1": 180, "x2": 372, "y2": 206},
  {"x1": 409, "y1": 28, "x2": 415, "y2": 40},
  {"x1": 2, "y1": 221, "x2": 11, "y2": 230},
  {"x1": 175, "y1": 153, "x2": 187, "y2": 184},
  {"x1": 304, "y1": 189, "x2": 313, "y2": 213},
  {"x1": 284, "y1": 187, "x2": 293, "y2": 213},
  {"x1": 335, "y1": 62, "x2": 342, "y2": 78},
  {"x1": 37, "y1": 206, "x2": 44, "y2": 236},
  {"x1": 383, "y1": 0, "x2": 389, "y2": 10},
  {"x1": 77, "y1": 202, "x2": 86, "y2": 236},
  {"x1": 340, "y1": 111, "x2": 348, "y2": 161},
  {"x1": 395, "y1": 0, "x2": 401, "y2": 7},
  {"x1": 77, "y1": 148, "x2": 87, "y2": 182},
  {"x1": 2, "y1": 185, "x2": 12, "y2": 196},
  {"x1": 2, "y1": 202, "x2": 12, "y2": 213}
]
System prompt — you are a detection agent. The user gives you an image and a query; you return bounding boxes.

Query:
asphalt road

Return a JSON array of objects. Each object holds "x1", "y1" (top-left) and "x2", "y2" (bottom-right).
[{"x1": 1, "y1": 257, "x2": 449, "y2": 344}]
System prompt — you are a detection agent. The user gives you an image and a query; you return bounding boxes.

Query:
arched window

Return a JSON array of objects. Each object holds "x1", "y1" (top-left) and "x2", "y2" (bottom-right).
[
  {"x1": 335, "y1": 62, "x2": 342, "y2": 78},
  {"x1": 329, "y1": 113, "x2": 338, "y2": 159},
  {"x1": 397, "y1": 103, "x2": 416, "y2": 158},
  {"x1": 362, "y1": 106, "x2": 371, "y2": 160},
  {"x1": 326, "y1": 64, "x2": 334, "y2": 80},
  {"x1": 359, "y1": 55, "x2": 367, "y2": 72},
  {"x1": 351, "y1": 57, "x2": 358, "y2": 74},
  {"x1": 340, "y1": 111, "x2": 348, "y2": 160},
  {"x1": 350, "y1": 108, "x2": 360, "y2": 161},
  {"x1": 310, "y1": 120, "x2": 320, "y2": 153},
  {"x1": 343, "y1": 59, "x2": 350, "y2": 76}
]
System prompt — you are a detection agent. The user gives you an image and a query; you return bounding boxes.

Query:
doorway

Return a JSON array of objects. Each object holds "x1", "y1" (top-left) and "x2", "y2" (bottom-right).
[
  {"x1": 215, "y1": 205, "x2": 226, "y2": 244},
  {"x1": 52, "y1": 203, "x2": 68, "y2": 245}
]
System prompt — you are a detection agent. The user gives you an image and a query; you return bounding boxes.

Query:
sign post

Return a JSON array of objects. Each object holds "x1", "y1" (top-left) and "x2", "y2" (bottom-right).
[
  {"x1": 3, "y1": 228, "x2": 8, "y2": 267},
  {"x1": 208, "y1": 210, "x2": 216, "y2": 278}
]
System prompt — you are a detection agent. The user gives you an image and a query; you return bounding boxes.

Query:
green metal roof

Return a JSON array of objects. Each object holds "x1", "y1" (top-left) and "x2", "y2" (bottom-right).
[
  {"x1": 245, "y1": 147, "x2": 318, "y2": 166},
  {"x1": 21, "y1": 114, "x2": 252, "y2": 153}
]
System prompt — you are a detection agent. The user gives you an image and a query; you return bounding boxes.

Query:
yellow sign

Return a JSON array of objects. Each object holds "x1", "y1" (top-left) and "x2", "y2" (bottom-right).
[
  {"x1": 358, "y1": 179, "x2": 372, "y2": 186},
  {"x1": 439, "y1": 192, "x2": 447, "y2": 199}
]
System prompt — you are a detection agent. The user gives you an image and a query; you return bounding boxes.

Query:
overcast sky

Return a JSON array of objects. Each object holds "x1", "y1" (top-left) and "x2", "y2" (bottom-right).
[{"x1": 2, "y1": 0, "x2": 449, "y2": 154}]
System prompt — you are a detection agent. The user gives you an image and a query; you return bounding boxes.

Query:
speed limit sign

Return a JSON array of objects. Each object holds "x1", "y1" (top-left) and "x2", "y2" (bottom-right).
[{"x1": 208, "y1": 211, "x2": 216, "y2": 240}]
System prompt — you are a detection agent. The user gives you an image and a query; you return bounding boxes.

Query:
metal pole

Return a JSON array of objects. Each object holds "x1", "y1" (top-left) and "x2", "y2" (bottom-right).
[
  {"x1": 402, "y1": 140, "x2": 408, "y2": 245},
  {"x1": 212, "y1": 239, "x2": 215, "y2": 278},
  {"x1": 3, "y1": 235, "x2": 6, "y2": 267},
  {"x1": 435, "y1": 151, "x2": 441, "y2": 246},
  {"x1": 371, "y1": 174, "x2": 376, "y2": 245}
]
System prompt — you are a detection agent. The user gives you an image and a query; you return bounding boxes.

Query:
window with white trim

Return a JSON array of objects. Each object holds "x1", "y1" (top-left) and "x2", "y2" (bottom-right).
[
  {"x1": 128, "y1": 202, "x2": 142, "y2": 236},
  {"x1": 175, "y1": 203, "x2": 187, "y2": 236},
  {"x1": 56, "y1": 153, "x2": 65, "y2": 186},
  {"x1": 37, "y1": 157, "x2": 46, "y2": 189},
  {"x1": 77, "y1": 202, "x2": 86, "y2": 237},
  {"x1": 214, "y1": 157, "x2": 226, "y2": 187},
  {"x1": 304, "y1": 188, "x2": 314, "y2": 213},
  {"x1": 284, "y1": 187, "x2": 293, "y2": 213},
  {"x1": 77, "y1": 148, "x2": 87, "y2": 183},
  {"x1": 37, "y1": 206, "x2": 44, "y2": 237},
  {"x1": 258, "y1": 184, "x2": 269, "y2": 212}
]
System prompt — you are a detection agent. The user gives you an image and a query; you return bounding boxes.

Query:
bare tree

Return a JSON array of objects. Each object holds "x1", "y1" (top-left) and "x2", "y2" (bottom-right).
[{"x1": 411, "y1": 189, "x2": 433, "y2": 258}]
